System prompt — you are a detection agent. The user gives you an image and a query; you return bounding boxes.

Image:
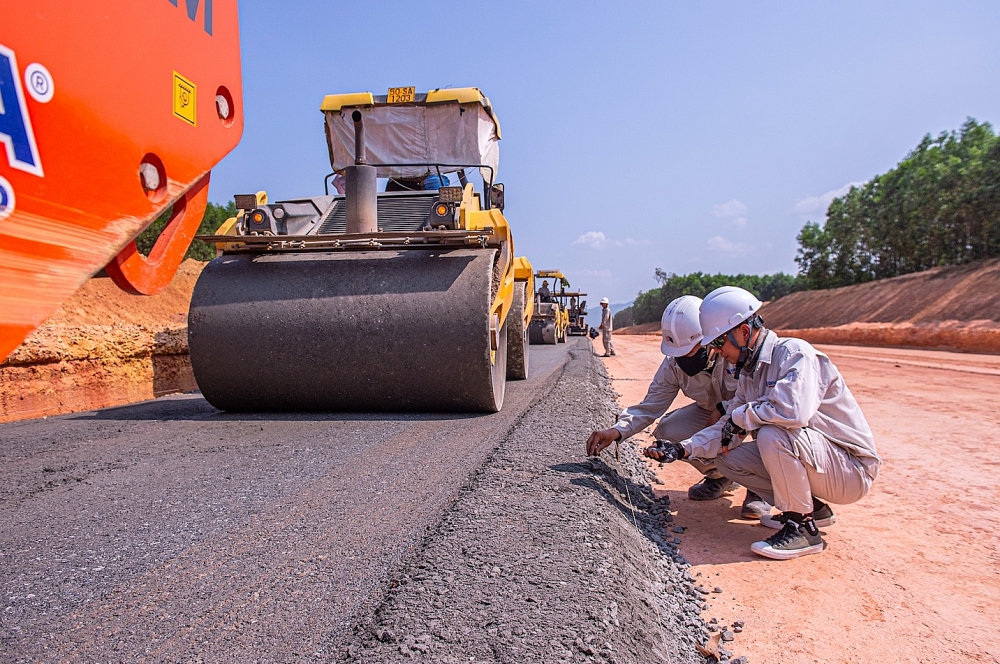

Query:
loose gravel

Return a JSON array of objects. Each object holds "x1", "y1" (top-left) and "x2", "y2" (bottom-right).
[{"x1": 337, "y1": 347, "x2": 709, "y2": 663}]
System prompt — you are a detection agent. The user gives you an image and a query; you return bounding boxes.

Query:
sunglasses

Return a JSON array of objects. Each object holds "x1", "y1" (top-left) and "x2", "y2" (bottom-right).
[{"x1": 708, "y1": 335, "x2": 727, "y2": 348}]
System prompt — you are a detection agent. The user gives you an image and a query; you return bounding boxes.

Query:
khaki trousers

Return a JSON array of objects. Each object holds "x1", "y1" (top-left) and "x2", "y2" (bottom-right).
[
  {"x1": 652, "y1": 402, "x2": 722, "y2": 480},
  {"x1": 714, "y1": 424, "x2": 872, "y2": 514},
  {"x1": 602, "y1": 330, "x2": 615, "y2": 355}
]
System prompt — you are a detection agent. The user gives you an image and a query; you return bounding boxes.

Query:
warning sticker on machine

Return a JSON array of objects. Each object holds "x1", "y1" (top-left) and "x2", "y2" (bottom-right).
[{"x1": 172, "y1": 71, "x2": 196, "y2": 126}]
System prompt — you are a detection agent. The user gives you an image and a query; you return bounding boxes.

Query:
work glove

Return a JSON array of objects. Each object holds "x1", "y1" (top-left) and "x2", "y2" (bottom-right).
[
  {"x1": 719, "y1": 417, "x2": 747, "y2": 454},
  {"x1": 643, "y1": 440, "x2": 685, "y2": 463}
]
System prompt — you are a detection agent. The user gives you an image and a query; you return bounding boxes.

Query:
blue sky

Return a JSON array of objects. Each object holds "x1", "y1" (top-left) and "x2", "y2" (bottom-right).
[{"x1": 211, "y1": 1, "x2": 1000, "y2": 304}]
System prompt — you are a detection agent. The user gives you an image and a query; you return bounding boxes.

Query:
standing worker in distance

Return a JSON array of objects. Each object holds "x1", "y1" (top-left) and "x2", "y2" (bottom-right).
[
  {"x1": 650, "y1": 286, "x2": 881, "y2": 560},
  {"x1": 598, "y1": 297, "x2": 615, "y2": 357},
  {"x1": 585, "y1": 296, "x2": 770, "y2": 517}
]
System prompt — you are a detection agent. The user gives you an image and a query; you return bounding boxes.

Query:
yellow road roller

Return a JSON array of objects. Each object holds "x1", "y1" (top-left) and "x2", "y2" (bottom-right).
[
  {"x1": 189, "y1": 87, "x2": 522, "y2": 412},
  {"x1": 506, "y1": 256, "x2": 534, "y2": 379},
  {"x1": 529, "y1": 269, "x2": 571, "y2": 345}
]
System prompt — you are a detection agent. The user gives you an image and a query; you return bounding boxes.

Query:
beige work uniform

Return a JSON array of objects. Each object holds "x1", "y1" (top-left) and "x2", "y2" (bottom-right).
[
  {"x1": 600, "y1": 307, "x2": 614, "y2": 355},
  {"x1": 613, "y1": 355, "x2": 738, "y2": 479},
  {"x1": 683, "y1": 331, "x2": 881, "y2": 514}
]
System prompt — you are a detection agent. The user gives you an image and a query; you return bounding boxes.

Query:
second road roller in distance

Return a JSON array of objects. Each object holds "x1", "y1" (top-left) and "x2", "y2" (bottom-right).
[
  {"x1": 188, "y1": 87, "x2": 528, "y2": 413},
  {"x1": 529, "y1": 270, "x2": 571, "y2": 345}
]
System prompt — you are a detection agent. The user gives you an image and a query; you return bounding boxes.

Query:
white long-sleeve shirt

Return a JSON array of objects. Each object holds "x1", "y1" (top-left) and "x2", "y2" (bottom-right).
[
  {"x1": 600, "y1": 307, "x2": 612, "y2": 331},
  {"x1": 612, "y1": 355, "x2": 738, "y2": 440},
  {"x1": 683, "y1": 331, "x2": 882, "y2": 480}
]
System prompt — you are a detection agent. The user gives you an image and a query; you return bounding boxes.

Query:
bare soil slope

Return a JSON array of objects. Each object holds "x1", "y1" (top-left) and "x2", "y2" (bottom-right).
[
  {"x1": 760, "y1": 258, "x2": 1000, "y2": 353},
  {"x1": 0, "y1": 260, "x2": 206, "y2": 422}
]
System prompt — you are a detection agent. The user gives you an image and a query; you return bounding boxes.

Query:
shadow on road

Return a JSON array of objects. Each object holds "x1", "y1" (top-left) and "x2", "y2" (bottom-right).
[{"x1": 70, "y1": 391, "x2": 486, "y2": 423}]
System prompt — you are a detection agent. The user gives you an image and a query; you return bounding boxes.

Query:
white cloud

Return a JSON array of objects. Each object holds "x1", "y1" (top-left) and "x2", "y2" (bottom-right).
[
  {"x1": 573, "y1": 231, "x2": 608, "y2": 248},
  {"x1": 707, "y1": 235, "x2": 753, "y2": 255},
  {"x1": 572, "y1": 231, "x2": 650, "y2": 249},
  {"x1": 732, "y1": 217, "x2": 747, "y2": 228},
  {"x1": 792, "y1": 181, "x2": 865, "y2": 218},
  {"x1": 712, "y1": 199, "x2": 748, "y2": 218},
  {"x1": 616, "y1": 237, "x2": 651, "y2": 247}
]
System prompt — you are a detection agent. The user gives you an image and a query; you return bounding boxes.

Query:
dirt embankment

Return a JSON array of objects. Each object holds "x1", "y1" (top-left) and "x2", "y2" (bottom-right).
[
  {"x1": 760, "y1": 258, "x2": 1000, "y2": 353},
  {"x1": 617, "y1": 259, "x2": 1000, "y2": 353},
  {"x1": 0, "y1": 260, "x2": 206, "y2": 423}
]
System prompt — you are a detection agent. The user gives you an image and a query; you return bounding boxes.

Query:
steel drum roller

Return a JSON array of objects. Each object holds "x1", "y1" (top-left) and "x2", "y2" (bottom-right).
[{"x1": 188, "y1": 248, "x2": 507, "y2": 412}]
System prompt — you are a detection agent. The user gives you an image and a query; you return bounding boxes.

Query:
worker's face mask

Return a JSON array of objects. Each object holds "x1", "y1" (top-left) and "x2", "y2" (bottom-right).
[{"x1": 676, "y1": 347, "x2": 710, "y2": 376}]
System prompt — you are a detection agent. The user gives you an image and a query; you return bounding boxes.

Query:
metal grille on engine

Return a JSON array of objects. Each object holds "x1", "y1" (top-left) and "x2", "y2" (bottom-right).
[{"x1": 317, "y1": 193, "x2": 438, "y2": 234}]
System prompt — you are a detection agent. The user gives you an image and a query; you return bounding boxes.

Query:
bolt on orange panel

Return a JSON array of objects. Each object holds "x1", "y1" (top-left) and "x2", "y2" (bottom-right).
[{"x1": 0, "y1": 0, "x2": 243, "y2": 361}]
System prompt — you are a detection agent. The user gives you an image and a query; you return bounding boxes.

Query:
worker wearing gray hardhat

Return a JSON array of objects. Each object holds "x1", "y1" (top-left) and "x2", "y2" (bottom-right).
[
  {"x1": 598, "y1": 297, "x2": 615, "y2": 357},
  {"x1": 647, "y1": 286, "x2": 881, "y2": 560},
  {"x1": 586, "y1": 295, "x2": 770, "y2": 518}
]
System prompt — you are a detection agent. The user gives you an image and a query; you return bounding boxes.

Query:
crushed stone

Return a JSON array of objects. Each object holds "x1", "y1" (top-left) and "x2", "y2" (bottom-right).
[{"x1": 337, "y1": 347, "x2": 708, "y2": 663}]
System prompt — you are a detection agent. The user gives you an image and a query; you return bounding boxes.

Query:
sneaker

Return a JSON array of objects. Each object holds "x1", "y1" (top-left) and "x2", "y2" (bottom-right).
[
  {"x1": 740, "y1": 491, "x2": 771, "y2": 520},
  {"x1": 751, "y1": 520, "x2": 826, "y2": 560},
  {"x1": 760, "y1": 500, "x2": 836, "y2": 530},
  {"x1": 687, "y1": 476, "x2": 737, "y2": 501}
]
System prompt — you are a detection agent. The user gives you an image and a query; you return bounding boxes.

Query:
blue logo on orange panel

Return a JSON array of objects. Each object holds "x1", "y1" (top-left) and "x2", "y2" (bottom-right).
[{"x1": 0, "y1": 44, "x2": 44, "y2": 177}]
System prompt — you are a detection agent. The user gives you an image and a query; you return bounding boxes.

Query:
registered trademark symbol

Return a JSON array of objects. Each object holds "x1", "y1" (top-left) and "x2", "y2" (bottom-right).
[{"x1": 24, "y1": 63, "x2": 54, "y2": 103}]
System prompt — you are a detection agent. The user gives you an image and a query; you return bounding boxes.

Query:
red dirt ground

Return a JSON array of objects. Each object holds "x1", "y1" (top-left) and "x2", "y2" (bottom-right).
[
  {"x1": 0, "y1": 260, "x2": 205, "y2": 422},
  {"x1": 597, "y1": 333, "x2": 1000, "y2": 663}
]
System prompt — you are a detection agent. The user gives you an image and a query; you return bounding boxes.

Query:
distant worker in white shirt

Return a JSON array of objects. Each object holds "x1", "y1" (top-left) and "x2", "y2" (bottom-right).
[
  {"x1": 598, "y1": 297, "x2": 615, "y2": 357},
  {"x1": 586, "y1": 296, "x2": 770, "y2": 518},
  {"x1": 646, "y1": 287, "x2": 882, "y2": 560}
]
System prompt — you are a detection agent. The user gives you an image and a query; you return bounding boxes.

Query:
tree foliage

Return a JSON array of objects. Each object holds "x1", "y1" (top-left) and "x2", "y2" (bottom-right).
[
  {"x1": 135, "y1": 201, "x2": 237, "y2": 262},
  {"x1": 621, "y1": 271, "x2": 803, "y2": 326},
  {"x1": 796, "y1": 118, "x2": 1000, "y2": 289}
]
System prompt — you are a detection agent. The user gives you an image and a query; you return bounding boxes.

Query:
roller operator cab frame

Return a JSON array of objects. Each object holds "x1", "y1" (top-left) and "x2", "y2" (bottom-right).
[
  {"x1": 189, "y1": 87, "x2": 522, "y2": 413},
  {"x1": 529, "y1": 269, "x2": 572, "y2": 345}
]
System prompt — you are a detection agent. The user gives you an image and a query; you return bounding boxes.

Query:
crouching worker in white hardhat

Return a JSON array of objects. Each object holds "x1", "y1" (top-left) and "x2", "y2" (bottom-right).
[
  {"x1": 585, "y1": 295, "x2": 771, "y2": 518},
  {"x1": 649, "y1": 286, "x2": 882, "y2": 560},
  {"x1": 598, "y1": 297, "x2": 615, "y2": 357}
]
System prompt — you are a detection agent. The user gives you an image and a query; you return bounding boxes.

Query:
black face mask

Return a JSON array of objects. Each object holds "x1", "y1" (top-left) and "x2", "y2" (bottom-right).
[{"x1": 676, "y1": 347, "x2": 710, "y2": 376}]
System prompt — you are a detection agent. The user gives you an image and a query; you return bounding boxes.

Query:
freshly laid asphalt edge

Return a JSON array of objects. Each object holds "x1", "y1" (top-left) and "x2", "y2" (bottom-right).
[{"x1": 338, "y1": 346, "x2": 710, "y2": 663}]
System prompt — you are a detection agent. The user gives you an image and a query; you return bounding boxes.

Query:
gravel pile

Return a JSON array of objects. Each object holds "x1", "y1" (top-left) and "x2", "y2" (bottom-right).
[{"x1": 338, "y1": 347, "x2": 709, "y2": 663}]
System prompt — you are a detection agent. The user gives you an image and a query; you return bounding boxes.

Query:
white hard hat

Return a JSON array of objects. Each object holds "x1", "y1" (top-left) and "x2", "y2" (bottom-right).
[
  {"x1": 699, "y1": 286, "x2": 763, "y2": 342},
  {"x1": 660, "y1": 295, "x2": 704, "y2": 356},
  {"x1": 600, "y1": 297, "x2": 609, "y2": 304}
]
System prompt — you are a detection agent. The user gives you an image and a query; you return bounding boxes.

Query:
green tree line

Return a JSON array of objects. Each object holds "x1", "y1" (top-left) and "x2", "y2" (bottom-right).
[
  {"x1": 796, "y1": 118, "x2": 1000, "y2": 289},
  {"x1": 615, "y1": 270, "x2": 802, "y2": 327},
  {"x1": 135, "y1": 201, "x2": 237, "y2": 261}
]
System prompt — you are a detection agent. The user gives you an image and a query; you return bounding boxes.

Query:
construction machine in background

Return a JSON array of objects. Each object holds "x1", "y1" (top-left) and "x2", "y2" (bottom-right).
[
  {"x1": 562, "y1": 289, "x2": 589, "y2": 335},
  {"x1": 507, "y1": 256, "x2": 534, "y2": 380},
  {"x1": 189, "y1": 88, "x2": 521, "y2": 412},
  {"x1": 529, "y1": 269, "x2": 570, "y2": 345},
  {"x1": 0, "y1": 1, "x2": 243, "y2": 362}
]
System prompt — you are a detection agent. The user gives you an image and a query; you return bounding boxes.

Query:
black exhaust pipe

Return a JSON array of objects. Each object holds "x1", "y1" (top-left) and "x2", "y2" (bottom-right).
[{"x1": 345, "y1": 110, "x2": 377, "y2": 234}]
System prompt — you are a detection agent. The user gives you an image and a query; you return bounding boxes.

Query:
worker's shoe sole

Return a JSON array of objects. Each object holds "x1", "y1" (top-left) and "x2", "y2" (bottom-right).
[{"x1": 687, "y1": 477, "x2": 737, "y2": 501}]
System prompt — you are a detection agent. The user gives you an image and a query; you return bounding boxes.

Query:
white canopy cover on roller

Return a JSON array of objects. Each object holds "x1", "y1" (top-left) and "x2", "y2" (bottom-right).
[{"x1": 324, "y1": 101, "x2": 500, "y2": 183}]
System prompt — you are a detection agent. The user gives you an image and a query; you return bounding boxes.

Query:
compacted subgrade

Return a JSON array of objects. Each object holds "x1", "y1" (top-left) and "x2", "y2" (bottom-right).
[{"x1": 338, "y1": 347, "x2": 709, "y2": 663}]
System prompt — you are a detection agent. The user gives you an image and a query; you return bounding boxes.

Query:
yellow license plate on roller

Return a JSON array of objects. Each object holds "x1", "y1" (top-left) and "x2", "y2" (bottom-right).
[{"x1": 387, "y1": 86, "x2": 415, "y2": 103}]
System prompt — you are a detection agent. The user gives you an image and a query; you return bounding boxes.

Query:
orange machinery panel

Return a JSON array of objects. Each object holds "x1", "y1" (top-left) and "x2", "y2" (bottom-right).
[{"x1": 0, "y1": 1, "x2": 243, "y2": 361}]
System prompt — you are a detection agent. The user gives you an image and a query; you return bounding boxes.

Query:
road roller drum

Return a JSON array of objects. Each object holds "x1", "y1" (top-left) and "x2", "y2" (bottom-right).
[{"x1": 189, "y1": 248, "x2": 507, "y2": 412}]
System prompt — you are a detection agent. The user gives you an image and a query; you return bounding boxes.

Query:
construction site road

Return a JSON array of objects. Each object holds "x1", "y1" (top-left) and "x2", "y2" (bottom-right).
[{"x1": 0, "y1": 339, "x2": 707, "y2": 663}]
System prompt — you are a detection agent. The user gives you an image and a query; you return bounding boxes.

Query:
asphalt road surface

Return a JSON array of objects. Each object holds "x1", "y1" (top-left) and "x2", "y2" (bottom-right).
[{"x1": 0, "y1": 342, "x2": 579, "y2": 661}]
